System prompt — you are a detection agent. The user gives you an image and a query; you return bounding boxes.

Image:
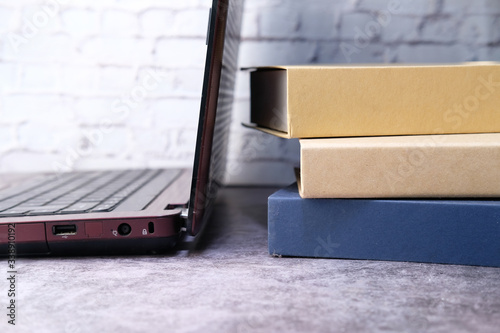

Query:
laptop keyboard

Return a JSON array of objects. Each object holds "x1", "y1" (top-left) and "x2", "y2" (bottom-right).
[{"x1": 0, "y1": 169, "x2": 169, "y2": 217}]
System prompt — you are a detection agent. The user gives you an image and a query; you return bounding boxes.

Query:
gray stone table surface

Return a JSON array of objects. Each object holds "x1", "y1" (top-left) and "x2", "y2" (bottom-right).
[{"x1": 1, "y1": 187, "x2": 499, "y2": 333}]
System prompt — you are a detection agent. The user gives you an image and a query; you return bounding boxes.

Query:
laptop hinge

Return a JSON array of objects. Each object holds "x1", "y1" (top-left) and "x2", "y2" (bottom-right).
[
  {"x1": 180, "y1": 208, "x2": 188, "y2": 220},
  {"x1": 179, "y1": 208, "x2": 189, "y2": 232}
]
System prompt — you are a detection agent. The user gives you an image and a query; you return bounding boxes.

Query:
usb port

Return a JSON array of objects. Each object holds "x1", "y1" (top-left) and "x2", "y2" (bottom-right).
[{"x1": 52, "y1": 224, "x2": 77, "y2": 235}]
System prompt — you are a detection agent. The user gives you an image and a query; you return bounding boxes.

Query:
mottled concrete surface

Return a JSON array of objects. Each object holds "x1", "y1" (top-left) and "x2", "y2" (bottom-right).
[{"x1": 1, "y1": 187, "x2": 500, "y2": 333}]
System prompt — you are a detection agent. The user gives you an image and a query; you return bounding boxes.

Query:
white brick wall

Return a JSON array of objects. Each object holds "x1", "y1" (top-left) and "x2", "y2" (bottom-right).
[{"x1": 0, "y1": 0, "x2": 499, "y2": 185}]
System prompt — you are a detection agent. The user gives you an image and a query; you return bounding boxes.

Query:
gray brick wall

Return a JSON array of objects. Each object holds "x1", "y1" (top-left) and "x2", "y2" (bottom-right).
[{"x1": 0, "y1": 0, "x2": 499, "y2": 185}]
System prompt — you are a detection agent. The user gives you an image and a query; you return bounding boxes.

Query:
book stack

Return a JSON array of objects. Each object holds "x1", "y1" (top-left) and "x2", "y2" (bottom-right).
[{"x1": 248, "y1": 62, "x2": 500, "y2": 267}]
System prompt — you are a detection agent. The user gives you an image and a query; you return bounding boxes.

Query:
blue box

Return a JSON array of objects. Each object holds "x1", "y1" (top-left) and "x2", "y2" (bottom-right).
[{"x1": 268, "y1": 184, "x2": 500, "y2": 267}]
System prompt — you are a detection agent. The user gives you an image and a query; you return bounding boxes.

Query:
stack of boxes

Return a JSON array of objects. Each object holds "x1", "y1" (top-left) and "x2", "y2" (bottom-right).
[{"x1": 248, "y1": 62, "x2": 500, "y2": 266}]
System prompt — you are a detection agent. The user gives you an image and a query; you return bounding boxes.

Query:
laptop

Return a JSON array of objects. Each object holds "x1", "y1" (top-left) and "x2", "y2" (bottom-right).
[{"x1": 0, "y1": 0, "x2": 244, "y2": 256}]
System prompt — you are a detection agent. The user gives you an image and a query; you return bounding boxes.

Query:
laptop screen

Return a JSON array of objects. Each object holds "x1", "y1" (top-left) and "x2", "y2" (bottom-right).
[{"x1": 187, "y1": 0, "x2": 244, "y2": 236}]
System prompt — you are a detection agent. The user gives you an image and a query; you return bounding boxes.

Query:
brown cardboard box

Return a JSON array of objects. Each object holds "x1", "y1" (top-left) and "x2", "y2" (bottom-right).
[
  {"x1": 298, "y1": 133, "x2": 500, "y2": 198},
  {"x1": 249, "y1": 62, "x2": 500, "y2": 138}
]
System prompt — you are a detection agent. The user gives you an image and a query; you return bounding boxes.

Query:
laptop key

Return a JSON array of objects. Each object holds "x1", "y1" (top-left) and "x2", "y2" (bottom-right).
[
  {"x1": 90, "y1": 203, "x2": 118, "y2": 212},
  {"x1": 60, "y1": 202, "x2": 99, "y2": 214},
  {"x1": 0, "y1": 209, "x2": 30, "y2": 217},
  {"x1": 49, "y1": 198, "x2": 79, "y2": 206},
  {"x1": 18, "y1": 205, "x2": 65, "y2": 211},
  {"x1": 79, "y1": 198, "x2": 104, "y2": 203},
  {"x1": 18, "y1": 200, "x2": 49, "y2": 207},
  {"x1": 26, "y1": 206, "x2": 67, "y2": 215}
]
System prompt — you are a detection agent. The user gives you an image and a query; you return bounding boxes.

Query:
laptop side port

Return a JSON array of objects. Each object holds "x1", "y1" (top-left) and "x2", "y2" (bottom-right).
[
  {"x1": 117, "y1": 223, "x2": 131, "y2": 236},
  {"x1": 52, "y1": 224, "x2": 77, "y2": 235}
]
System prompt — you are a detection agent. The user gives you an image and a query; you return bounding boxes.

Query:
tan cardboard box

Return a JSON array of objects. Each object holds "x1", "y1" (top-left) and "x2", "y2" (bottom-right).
[
  {"x1": 249, "y1": 62, "x2": 500, "y2": 138},
  {"x1": 297, "y1": 133, "x2": 500, "y2": 198}
]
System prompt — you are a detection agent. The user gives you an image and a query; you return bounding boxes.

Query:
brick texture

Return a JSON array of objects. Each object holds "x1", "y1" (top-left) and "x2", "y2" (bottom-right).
[{"x1": 0, "y1": 0, "x2": 499, "y2": 184}]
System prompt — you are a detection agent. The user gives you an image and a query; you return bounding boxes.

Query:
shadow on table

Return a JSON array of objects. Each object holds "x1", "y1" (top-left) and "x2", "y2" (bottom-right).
[{"x1": 186, "y1": 186, "x2": 278, "y2": 253}]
